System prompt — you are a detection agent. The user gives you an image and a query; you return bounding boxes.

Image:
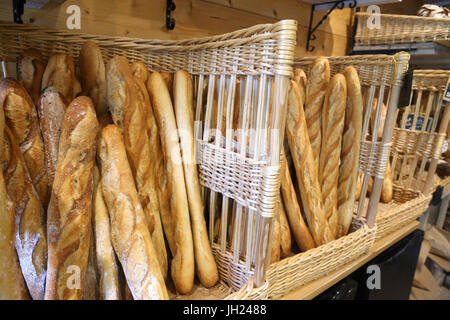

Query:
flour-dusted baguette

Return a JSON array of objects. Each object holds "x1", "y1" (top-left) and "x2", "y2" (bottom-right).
[
  {"x1": 293, "y1": 68, "x2": 307, "y2": 106},
  {"x1": 106, "y1": 56, "x2": 168, "y2": 280},
  {"x1": 286, "y1": 80, "x2": 334, "y2": 246},
  {"x1": 98, "y1": 124, "x2": 168, "y2": 300},
  {"x1": 41, "y1": 54, "x2": 80, "y2": 105},
  {"x1": 37, "y1": 86, "x2": 67, "y2": 186},
  {"x1": 173, "y1": 70, "x2": 219, "y2": 288},
  {"x1": 148, "y1": 72, "x2": 195, "y2": 295},
  {"x1": 305, "y1": 57, "x2": 330, "y2": 162},
  {"x1": 17, "y1": 48, "x2": 45, "y2": 105},
  {"x1": 0, "y1": 106, "x2": 29, "y2": 300},
  {"x1": 0, "y1": 78, "x2": 50, "y2": 207},
  {"x1": 319, "y1": 73, "x2": 347, "y2": 238},
  {"x1": 279, "y1": 198, "x2": 292, "y2": 258},
  {"x1": 3, "y1": 126, "x2": 47, "y2": 300},
  {"x1": 79, "y1": 41, "x2": 108, "y2": 115},
  {"x1": 45, "y1": 96, "x2": 99, "y2": 300},
  {"x1": 92, "y1": 165, "x2": 120, "y2": 300},
  {"x1": 280, "y1": 150, "x2": 316, "y2": 251},
  {"x1": 337, "y1": 67, "x2": 363, "y2": 237}
]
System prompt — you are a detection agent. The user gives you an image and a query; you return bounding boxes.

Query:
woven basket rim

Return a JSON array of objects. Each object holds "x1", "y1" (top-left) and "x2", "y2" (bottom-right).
[{"x1": 356, "y1": 11, "x2": 450, "y2": 22}]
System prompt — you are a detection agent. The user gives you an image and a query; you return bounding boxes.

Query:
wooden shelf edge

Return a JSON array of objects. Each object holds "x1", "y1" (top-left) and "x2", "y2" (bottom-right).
[{"x1": 280, "y1": 220, "x2": 420, "y2": 300}]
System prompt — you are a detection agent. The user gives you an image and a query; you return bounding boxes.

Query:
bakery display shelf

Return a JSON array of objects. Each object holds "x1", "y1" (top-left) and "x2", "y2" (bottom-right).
[{"x1": 280, "y1": 220, "x2": 421, "y2": 300}]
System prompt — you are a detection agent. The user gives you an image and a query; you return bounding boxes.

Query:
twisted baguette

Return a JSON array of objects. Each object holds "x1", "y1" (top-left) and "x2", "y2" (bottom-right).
[
  {"x1": 45, "y1": 96, "x2": 99, "y2": 300},
  {"x1": 98, "y1": 124, "x2": 168, "y2": 300},
  {"x1": 319, "y1": 74, "x2": 347, "y2": 237},
  {"x1": 337, "y1": 67, "x2": 363, "y2": 237}
]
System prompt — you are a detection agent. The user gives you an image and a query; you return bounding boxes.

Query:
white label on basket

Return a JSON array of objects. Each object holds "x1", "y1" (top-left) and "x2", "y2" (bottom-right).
[
  {"x1": 66, "y1": 5, "x2": 81, "y2": 30},
  {"x1": 367, "y1": 5, "x2": 381, "y2": 30},
  {"x1": 366, "y1": 264, "x2": 381, "y2": 289}
]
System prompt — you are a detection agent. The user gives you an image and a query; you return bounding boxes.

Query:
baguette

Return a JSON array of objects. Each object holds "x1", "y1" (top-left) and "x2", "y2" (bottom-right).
[
  {"x1": 160, "y1": 72, "x2": 173, "y2": 98},
  {"x1": 270, "y1": 204, "x2": 281, "y2": 263},
  {"x1": 381, "y1": 163, "x2": 393, "y2": 203},
  {"x1": 37, "y1": 86, "x2": 67, "y2": 186},
  {"x1": 370, "y1": 98, "x2": 387, "y2": 140},
  {"x1": 92, "y1": 165, "x2": 120, "y2": 300},
  {"x1": 173, "y1": 70, "x2": 218, "y2": 288},
  {"x1": 293, "y1": 68, "x2": 307, "y2": 106},
  {"x1": 319, "y1": 73, "x2": 347, "y2": 237},
  {"x1": 337, "y1": 67, "x2": 363, "y2": 237},
  {"x1": 45, "y1": 96, "x2": 99, "y2": 300},
  {"x1": 0, "y1": 106, "x2": 29, "y2": 300},
  {"x1": 106, "y1": 56, "x2": 168, "y2": 280},
  {"x1": 0, "y1": 78, "x2": 50, "y2": 207},
  {"x1": 41, "y1": 54, "x2": 80, "y2": 105},
  {"x1": 17, "y1": 48, "x2": 45, "y2": 105},
  {"x1": 148, "y1": 72, "x2": 195, "y2": 295},
  {"x1": 280, "y1": 150, "x2": 315, "y2": 251},
  {"x1": 79, "y1": 41, "x2": 108, "y2": 115},
  {"x1": 131, "y1": 62, "x2": 149, "y2": 84},
  {"x1": 279, "y1": 198, "x2": 292, "y2": 259},
  {"x1": 286, "y1": 80, "x2": 334, "y2": 246},
  {"x1": 305, "y1": 57, "x2": 330, "y2": 162},
  {"x1": 3, "y1": 125, "x2": 47, "y2": 300},
  {"x1": 98, "y1": 124, "x2": 168, "y2": 300}
]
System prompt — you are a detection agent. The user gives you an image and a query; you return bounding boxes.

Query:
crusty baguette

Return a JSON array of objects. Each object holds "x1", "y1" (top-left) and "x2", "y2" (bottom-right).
[
  {"x1": 355, "y1": 173, "x2": 363, "y2": 201},
  {"x1": 98, "y1": 124, "x2": 168, "y2": 300},
  {"x1": 293, "y1": 68, "x2": 307, "y2": 106},
  {"x1": 280, "y1": 150, "x2": 316, "y2": 251},
  {"x1": 270, "y1": 204, "x2": 281, "y2": 263},
  {"x1": 286, "y1": 80, "x2": 334, "y2": 246},
  {"x1": 337, "y1": 67, "x2": 363, "y2": 237},
  {"x1": 148, "y1": 72, "x2": 195, "y2": 295},
  {"x1": 160, "y1": 72, "x2": 173, "y2": 98},
  {"x1": 92, "y1": 165, "x2": 120, "y2": 300},
  {"x1": 41, "y1": 54, "x2": 80, "y2": 105},
  {"x1": 37, "y1": 86, "x2": 67, "y2": 186},
  {"x1": 0, "y1": 106, "x2": 29, "y2": 300},
  {"x1": 79, "y1": 41, "x2": 108, "y2": 115},
  {"x1": 173, "y1": 70, "x2": 219, "y2": 288},
  {"x1": 82, "y1": 226, "x2": 98, "y2": 300},
  {"x1": 0, "y1": 78, "x2": 50, "y2": 207},
  {"x1": 131, "y1": 62, "x2": 149, "y2": 84},
  {"x1": 370, "y1": 98, "x2": 387, "y2": 140},
  {"x1": 279, "y1": 198, "x2": 292, "y2": 258},
  {"x1": 319, "y1": 73, "x2": 347, "y2": 238},
  {"x1": 381, "y1": 163, "x2": 393, "y2": 203},
  {"x1": 17, "y1": 48, "x2": 45, "y2": 105},
  {"x1": 106, "y1": 56, "x2": 168, "y2": 280},
  {"x1": 305, "y1": 57, "x2": 330, "y2": 162},
  {"x1": 2, "y1": 126, "x2": 47, "y2": 300},
  {"x1": 45, "y1": 96, "x2": 99, "y2": 300}
]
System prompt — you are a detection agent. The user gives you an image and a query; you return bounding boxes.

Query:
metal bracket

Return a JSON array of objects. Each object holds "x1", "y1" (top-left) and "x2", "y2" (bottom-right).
[
  {"x1": 13, "y1": 0, "x2": 26, "y2": 24},
  {"x1": 306, "y1": 0, "x2": 357, "y2": 52},
  {"x1": 166, "y1": 0, "x2": 176, "y2": 30}
]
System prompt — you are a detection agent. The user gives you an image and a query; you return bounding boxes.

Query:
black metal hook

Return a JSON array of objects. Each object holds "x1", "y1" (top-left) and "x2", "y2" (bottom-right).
[
  {"x1": 349, "y1": 0, "x2": 358, "y2": 9},
  {"x1": 166, "y1": 0, "x2": 176, "y2": 30},
  {"x1": 13, "y1": 0, "x2": 25, "y2": 24}
]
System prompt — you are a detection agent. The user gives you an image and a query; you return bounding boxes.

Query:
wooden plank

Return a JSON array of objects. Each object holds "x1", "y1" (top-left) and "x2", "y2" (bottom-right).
[
  {"x1": 0, "y1": 0, "x2": 349, "y2": 57},
  {"x1": 280, "y1": 220, "x2": 420, "y2": 300}
]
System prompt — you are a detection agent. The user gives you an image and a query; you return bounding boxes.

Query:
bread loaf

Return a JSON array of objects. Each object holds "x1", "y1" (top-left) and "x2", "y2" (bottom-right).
[
  {"x1": 293, "y1": 68, "x2": 307, "y2": 106},
  {"x1": 305, "y1": 57, "x2": 330, "y2": 162},
  {"x1": 370, "y1": 98, "x2": 387, "y2": 140},
  {"x1": 173, "y1": 70, "x2": 219, "y2": 288},
  {"x1": 148, "y1": 72, "x2": 195, "y2": 295},
  {"x1": 279, "y1": 198, "x2": 292, "y2": 258},
  {"x1": 17, "y1": 48, "x2": 45, "y2": 105},
  {"x1": 106, "y1": 56, "x2": 168, "y2": 280},
  {"x1": 131, "y1": 62, "x2": 149, "y2": 84},
  {"x1": 160, "y1": 72, "x2": 173, "y2": 98},
  {"x1": 41, "y1": 54, "x2": 80, "y2": 105},
  {"x1": 280, "y1": 150, "x2": 316, "y2": 251},
  {"x1": 0, "y1": 106, "x2": 29, "y2": 300},
  {"x1": 45, "y1": 96, "x2": 99, "y2": 300},
  {"x1": 79, "y1": 41, "x2": 108, "y2": 115},
  {"x1": 98, "y1": 124, "x2": 168, "y2": 300},
  {"x1": 381, "y1": 163, "x2": 393, "y2": 203},
  {"x1": 319, "y1": 73, "x2": 347, "y2": 237},
  {"x1": 37, "y1": 86, "x2": 67, "y2": 186},
  {"x1": 0, "y1": 78, "x2": 50, "y2": 207},
  {"x1": 286, "y1": 80, "x2": 334, "y2": 246},
  {"x1": 92, "y1": 165, "x2": 120, "y2": 300},
  {"x1": 337, "y1": 67, "x2": 363, "y2": 237},
  {"x1": 270, "y1": 205, "x2": 281, "y2": 263}
]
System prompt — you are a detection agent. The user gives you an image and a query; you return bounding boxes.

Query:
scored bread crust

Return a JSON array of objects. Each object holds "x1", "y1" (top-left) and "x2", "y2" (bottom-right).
[
  {"x1": 17, "y1": 48, "x2": 45, "y2": 106},
  {"x1": 337, "y1": 67, "x2": 363, "y2": 237},
  {"x1": 293, "y1": 68, "x2": 307, "y2": 106},
  {"x1": 0, "y1": 78, "x2": 50, "y2": 208},
  {"x1": 45, "y1": 96, "x2": 99, "y2": 300},
  {"x1": 286, "y1": 80, "x2": 334, "y2": 246},
  {"x1": 279, "y1": 197, "x2": 292, "y2": 258},
  {"x1": 319, "y1": 73, "x2": 347, "y2": 238},
  {"x1": 98, "y1": 124, "x2": 168, "y2": 300},
  {"x1": 148, "y1": 72, "x2": 195, "y2": 295}
]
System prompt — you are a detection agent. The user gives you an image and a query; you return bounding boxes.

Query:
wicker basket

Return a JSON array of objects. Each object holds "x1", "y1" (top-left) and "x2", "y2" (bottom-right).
[
  {"x1": 355, "y1": 12, "x2": 450, "y2": 45},
  {"x1": 0, "y1": 20, "x2": 299, "y2": 300},
  {"x1": 263, "y1": 53, "x2": 409, "y2": 299}
]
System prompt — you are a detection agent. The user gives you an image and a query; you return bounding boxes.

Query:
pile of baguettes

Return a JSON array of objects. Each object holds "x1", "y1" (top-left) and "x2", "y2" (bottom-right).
[
  {"x1": 271, "y1": 57, "x2": 393, "y2": 263},
  {"x1": 0, "y1": 41, "x2": 220, "y2": 300}
]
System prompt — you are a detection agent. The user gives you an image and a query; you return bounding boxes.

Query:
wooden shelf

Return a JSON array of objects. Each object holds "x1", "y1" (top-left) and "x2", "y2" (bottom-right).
[{"x1": 280, "y1": 220, "x2": 420, "y2": 300}]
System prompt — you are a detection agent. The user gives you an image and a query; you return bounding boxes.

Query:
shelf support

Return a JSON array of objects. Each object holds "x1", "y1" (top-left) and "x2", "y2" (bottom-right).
[
  {"x1": 166, "y1": 0, "x2": 176, "y2": 30},
  {"x1": 13, "y1": 0, "x2": 25, "y2": 24}
]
